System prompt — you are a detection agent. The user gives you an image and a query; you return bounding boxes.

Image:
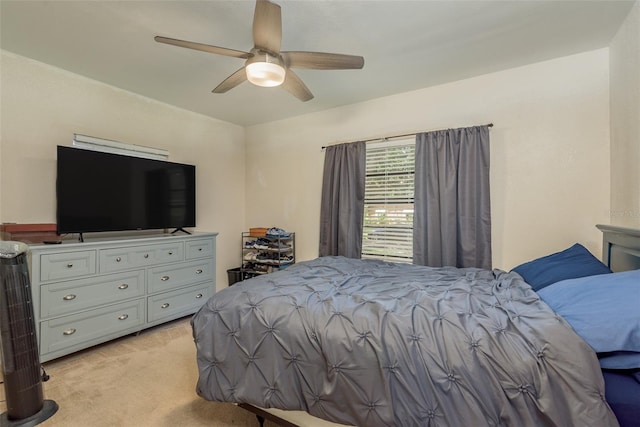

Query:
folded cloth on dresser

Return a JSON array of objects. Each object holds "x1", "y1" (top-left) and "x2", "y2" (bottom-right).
[{"x1": 192, "y1": 256, "x2": 618, "y2": 427}]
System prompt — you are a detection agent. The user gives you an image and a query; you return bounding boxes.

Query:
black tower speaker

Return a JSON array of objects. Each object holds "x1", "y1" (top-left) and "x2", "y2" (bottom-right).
[{"x1": 0, "y1": 241, "x2": 57, "y2": 427}]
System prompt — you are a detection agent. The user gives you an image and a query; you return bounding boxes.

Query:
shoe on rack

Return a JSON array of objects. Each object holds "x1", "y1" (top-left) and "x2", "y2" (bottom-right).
[
  {"x1": 254, "y1": 238, "x2": 270, "y2": 250},
  {"x1": 243, "y1": 251, "x2": 258, "y2": 261},
  {"x1": 266, "y1": 227, "x2": 291, "y2": 238},
  {"x1": 268, "y1": 241, "x2": 291, "y2": 251},
  {"x1": 257, "y1": 252, "x2": 280, "y2": 262},
  {"x1": 279, "y1": 255, "x2": 294, "y2": 264}
]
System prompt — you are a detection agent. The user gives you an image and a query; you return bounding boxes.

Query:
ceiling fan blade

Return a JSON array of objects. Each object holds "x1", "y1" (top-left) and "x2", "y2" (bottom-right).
[
  {"x1": 212, "y1": 68, "x2": 248, "y2": 93},
  {"x1": 281, "y1": 69, "x2": 313, "y2": 102},
  {"x1": 253, "y1": 0, "x2": 282, "y2": 53},
  {"x1": 281, "y1": 51, "x2": 364, "y2": 70},
  {"x1": 155, "y1": 36, "x2": 250, "y2": 59}
]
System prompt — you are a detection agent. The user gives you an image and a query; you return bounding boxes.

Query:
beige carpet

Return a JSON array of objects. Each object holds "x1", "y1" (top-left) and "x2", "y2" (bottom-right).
[{"x1": 1, "y1": 317, "x2": 278, "y2": 427}]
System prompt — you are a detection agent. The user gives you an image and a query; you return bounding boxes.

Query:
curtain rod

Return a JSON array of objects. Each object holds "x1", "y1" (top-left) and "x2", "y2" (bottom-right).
[{"x1": 321, "y1": 123, "x2": 494, "y2": 150}]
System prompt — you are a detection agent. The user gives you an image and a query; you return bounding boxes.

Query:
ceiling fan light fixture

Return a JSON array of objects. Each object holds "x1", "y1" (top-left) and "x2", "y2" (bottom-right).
[
  {"x1": 246, "y1": 62, "x2": 285, "y2": 87},
  {"x1": 245, "y1": 51, "x2": 285, "y2": 87}
]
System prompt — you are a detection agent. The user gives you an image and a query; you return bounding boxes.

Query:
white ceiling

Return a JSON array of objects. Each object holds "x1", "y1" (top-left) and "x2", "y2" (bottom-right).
[{"x1": 1, "y1": 1, "x2": 635, "y2": 127}]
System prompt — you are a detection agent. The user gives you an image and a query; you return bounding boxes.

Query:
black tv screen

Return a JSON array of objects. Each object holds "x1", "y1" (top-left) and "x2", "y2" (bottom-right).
[{"x1": 56, "y1": 146, "x2": 196, "y2": 234}]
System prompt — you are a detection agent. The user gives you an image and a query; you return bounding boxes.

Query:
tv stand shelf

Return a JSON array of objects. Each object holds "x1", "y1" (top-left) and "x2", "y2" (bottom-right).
[{"x1": 28, "y1": 232, "x2": 217, "y2": 362}]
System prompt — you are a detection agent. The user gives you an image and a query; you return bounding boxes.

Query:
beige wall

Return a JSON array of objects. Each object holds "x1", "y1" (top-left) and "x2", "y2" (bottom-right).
[
  {"x1": 610, "y1": 1, "x2": 640, "y2": 228},
  {"x1": 245, "y1": 49, "x2": 612, "y2": 270},
  {"x1": 0, "y1": 51, "x2": 246, "y2": 290},
  {"x1": 0, "y1": 45, "x2": 618, "y2": 278}
]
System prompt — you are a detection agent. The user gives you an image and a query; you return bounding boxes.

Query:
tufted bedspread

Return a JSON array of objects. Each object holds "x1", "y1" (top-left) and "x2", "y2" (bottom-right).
[{"x1": 192, "y1": 256, "x2": 619, "y2": 426}]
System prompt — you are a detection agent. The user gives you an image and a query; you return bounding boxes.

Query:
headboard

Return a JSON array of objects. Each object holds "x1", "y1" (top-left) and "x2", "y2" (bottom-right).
[{"x1": 596, "y1": 224, "x2": 640, "y2": 272}]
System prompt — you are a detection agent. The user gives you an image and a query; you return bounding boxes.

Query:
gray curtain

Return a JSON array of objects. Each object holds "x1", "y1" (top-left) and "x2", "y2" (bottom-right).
[
  {"x1": 319, "y1": 141, "x2": 366, "y2": 258},
  {"x1": 413, "y1": 125, "x2": 491, "y2": 268}
]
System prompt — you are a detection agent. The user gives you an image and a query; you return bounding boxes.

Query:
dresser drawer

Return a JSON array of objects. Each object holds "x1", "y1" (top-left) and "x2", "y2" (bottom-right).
[
  {"x1": 185, "y1": 238, "x2": 215, "y2": 260},
  {"x1": 99, "y1": 242, "x2": 184, "y2": 273},
  {"x1": 148, "y1": 260, "x2": 213, "y2": 293},
  {"x1": 147, "y1": 283, "x2": 210, "y2": 323},
  {"x1": 40, "y1": 270, "x2": 145, "y2": 318},
  {"x1": 40, "y1": 299, "x2": 145, "y2": 356},
  {"x1": 40, "y1": 250, "x2": 97, "y2": 282}
]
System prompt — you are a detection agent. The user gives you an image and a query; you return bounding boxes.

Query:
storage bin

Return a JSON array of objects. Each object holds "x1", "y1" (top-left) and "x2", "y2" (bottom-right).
[
  {"x1": 227, "y1": 267, "x2": 243, "y2": 286},
  {"x1": 249, "y1": 227, "x2": 268, "y2": 237}
]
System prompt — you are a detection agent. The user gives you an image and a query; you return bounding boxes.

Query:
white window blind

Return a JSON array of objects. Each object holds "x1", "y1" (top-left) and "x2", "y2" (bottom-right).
[{"x1": 362, "y1": 140, "x2": 415, "y2": 263}]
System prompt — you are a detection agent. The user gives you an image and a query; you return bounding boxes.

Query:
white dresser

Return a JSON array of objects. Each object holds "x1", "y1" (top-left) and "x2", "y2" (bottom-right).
[{"x1": 28, "y1": 232, "x2": 217, "y2": 362}]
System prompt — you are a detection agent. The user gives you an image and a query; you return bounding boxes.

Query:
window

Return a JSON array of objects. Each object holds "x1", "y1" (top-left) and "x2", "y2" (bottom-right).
[{"x1": 362, "y1": 139, "x2": 415, "y2": 263}]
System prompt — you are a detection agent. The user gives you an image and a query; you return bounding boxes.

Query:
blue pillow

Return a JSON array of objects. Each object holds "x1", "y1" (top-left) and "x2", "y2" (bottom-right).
[
  {"x1": 511, "y1": 243, "x2": 611, "y2": 291},
  {"x1": 538, "y1": 269, "x2": 640, "y2": 358},
  {"x1": 598, "y1": 351, "x2": 640, "y2": 370}
]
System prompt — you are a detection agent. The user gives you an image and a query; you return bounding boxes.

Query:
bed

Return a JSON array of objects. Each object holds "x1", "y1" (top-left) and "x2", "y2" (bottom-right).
[{"x1": 191, "y1": 224, "x2": 640, "y2": 426}]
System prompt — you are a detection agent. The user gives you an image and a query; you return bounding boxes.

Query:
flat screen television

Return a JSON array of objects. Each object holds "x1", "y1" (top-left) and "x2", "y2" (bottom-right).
[{"x1": 56, "y1": 146, "x2": 196, "y2": 235}]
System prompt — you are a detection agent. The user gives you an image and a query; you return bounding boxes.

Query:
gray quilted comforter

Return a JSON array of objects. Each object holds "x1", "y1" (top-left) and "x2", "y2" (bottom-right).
[{"x1": 192, "y1": 256, "x2": 618, "y2": 426}]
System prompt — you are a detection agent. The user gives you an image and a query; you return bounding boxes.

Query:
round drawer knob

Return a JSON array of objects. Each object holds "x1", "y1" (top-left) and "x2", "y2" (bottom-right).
[
  {"x1": 63, "y1": 294, "x2": 77, "y2": 301},
  {"x1": 116, "y1": 257, "x2": 122, "y2": 262},
  {"x1": 198, "y1": 248, "x2": 203, "y2": 252},
  {"x1": 195, "y1": 293, "x2": 203, "y2": 299},
  {"x1": 161, "y1": 276, "x2": 170, "y2": 281},
  {"x1": 118, "y1": 284, "x2": 129, "y2": 290},
  {"x1": 168, "y1": 252, "x2": 173, "y2": 256},
  {"x1": 66, "y1": 263, "x2": 73, "y2": 269},
  {"x1": 118, "y1": 314, "x2": 129, "y2": 321},
  {"x1": 63, "y1": 328, "x2": 76, "y2": 336},
  {"x1": 144, "y1": 254, "x2": 149, "y2": 259},
  {"x1": 161, "y1": 303, "x2": 170, "y2": 309},
  {"x1": 195, "y1": 269, "x2": 203, "y2": 274}
]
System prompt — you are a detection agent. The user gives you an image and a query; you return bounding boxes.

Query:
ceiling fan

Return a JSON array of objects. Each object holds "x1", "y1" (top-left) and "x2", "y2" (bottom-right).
[{"x1": 154, "y1": 0, "x2": 364, "y2": 102}]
